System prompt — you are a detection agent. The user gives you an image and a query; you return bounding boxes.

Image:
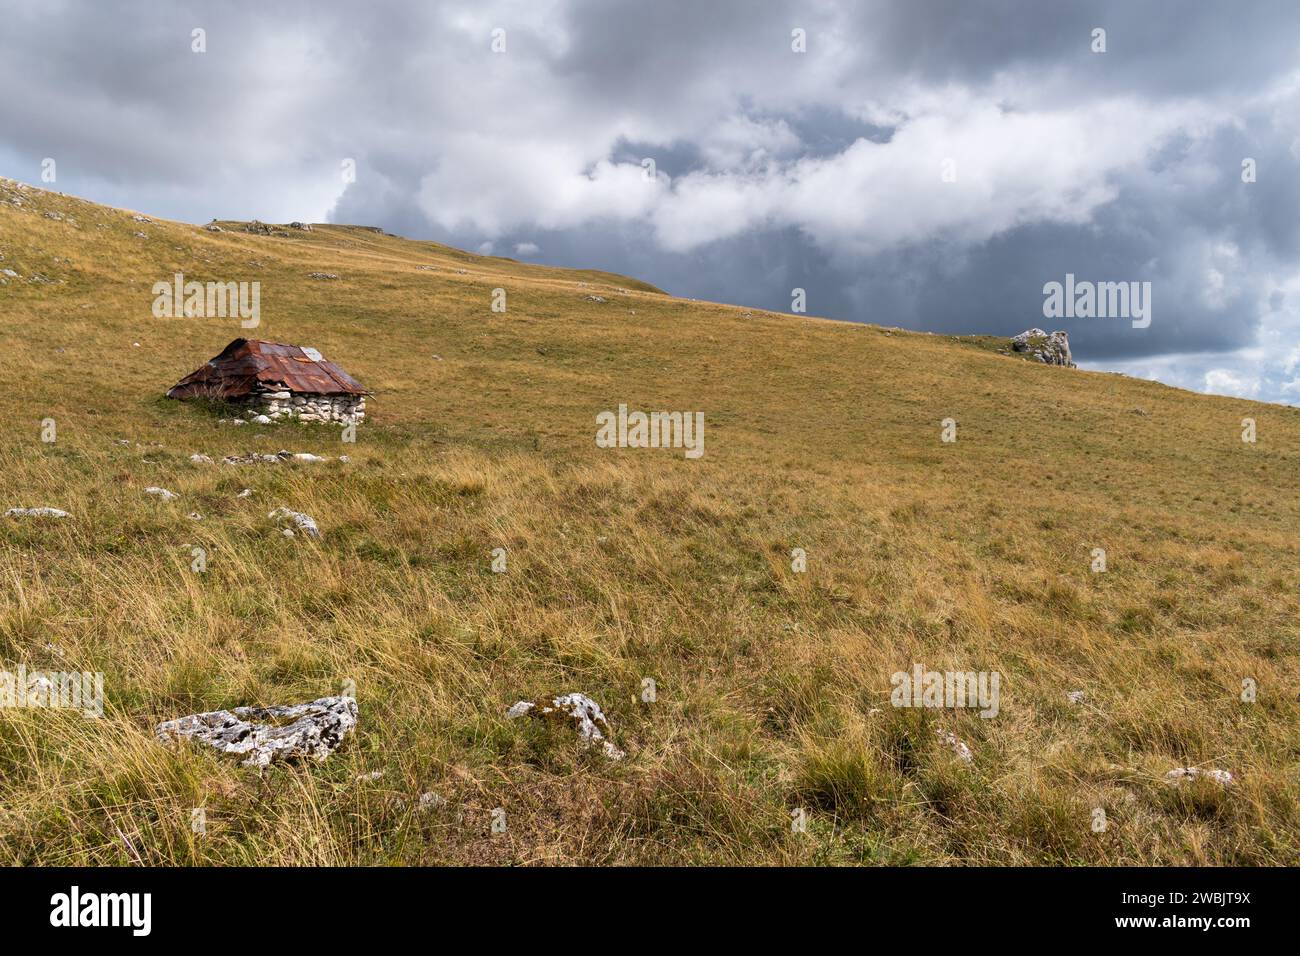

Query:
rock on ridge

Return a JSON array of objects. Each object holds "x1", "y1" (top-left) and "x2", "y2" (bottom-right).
[{"x1": 1011, "y1": 328, "x2": 1075, "y2": 367}]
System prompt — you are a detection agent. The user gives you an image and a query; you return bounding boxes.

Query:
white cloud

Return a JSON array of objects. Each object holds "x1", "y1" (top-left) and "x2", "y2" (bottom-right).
[
  {"x1": 649, "y1": 98, "x2": 1204, "y2": 254},
  {"x1": 1204, "y1": 368, "x2": 1261, "y2": 398}
]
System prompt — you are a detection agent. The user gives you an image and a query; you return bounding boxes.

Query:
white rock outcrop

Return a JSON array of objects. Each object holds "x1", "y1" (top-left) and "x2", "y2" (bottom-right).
[
  {"x1": 5, "y1": 507, "x2": 70, "y2": 519},
  {"x1": 269, "y1": 507, "x2": 320, "y2": 537},
  {"x1": 936, "y1": 729, "x2": 974, "y2": 763},
  {"x1": 1011, "y1": 328, "x2": 1075, "y2": 367},
  {"x1": 224, "y1": 449, "x2": 344, "y2": 465},
  {"x1": 156, "y1": 696, "x2": 357, "y2": 768},
  {"x1": 507, "y1": 692, "x2": 624, "y2": 759},
  {"x1": 1165, "y1": 766, "x2": 1234, "y2": 787}
]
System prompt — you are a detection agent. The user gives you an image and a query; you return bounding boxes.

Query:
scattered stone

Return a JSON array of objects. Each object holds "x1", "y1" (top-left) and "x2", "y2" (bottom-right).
[
  {"x1": 187, "y1": 512, "x2": 203, "y2": 521},
  {"x1": 236, "y1": 488, "x2": 254, "y2": 498},
  {"x1": 356, "y1": 770, "x2": 384, "y2": 782},
  {"x1": 250, "y1": 414, "x2": 273, "y2": 425},
  {"x1": 1067, "y1": 690, "x2": 1087, "y2": 705},
  {"x1": 144, "y1": 487, "x2": 179, "y2": 501},
  {"x1": 936, "y1": 729, "x2": 974, "y2": 763},
  {"x1": 584, "y1": 295, "x2": 606, "y2": 303},
  {"x1": 224, "y1": 449, "x2": 341, "y2": 465},
  {"x1": 418, "y1": 791, "x2": 445, "y2": 811},
  {"x1": 1165, "y1": 766, "x2": 1233, "y2": 787},
  {"x1": 133, "y1": 231, "x2": 148, "y2": 239},
  {"x1": 308, "y1": 272, "x2": 339, "y2": 280},
  {"x1": 131, "y1": 214, "x2": 152, "y2": 223},
  {"x1": 244, "y1": 220, "x2": 275, "y2": 235},
  {"x1": 288, "y1": 221, "x2": 313, "y2": 231},
  {"x1": 189, "y1": 453, "x2": 213, "y2": 464},
  {"x1": 204, "y1": 223, "x2": 223, "y2": 232},
  {"x1": 506, "y1": 692, "x2": 624, "y2": 759},
  {"x1": 1010, "y1": 328, "x2": 1075, "y2": 367},
  {"x1": 5, "y1": 507, "x2": 70, "y2": 519},
  {"x1": 156, "y1": 696, "x2": 357, "y2": 768},
  {"x1": 224, "y1": 451, "x2": 282, "y2": 464},
  {"x1": 269, "y1": 507, "x2": 320, "y2": 537}
]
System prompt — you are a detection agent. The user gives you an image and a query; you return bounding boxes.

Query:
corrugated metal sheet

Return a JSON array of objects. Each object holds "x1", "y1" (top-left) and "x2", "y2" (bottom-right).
[{"x1": 166, "y1": 339, "x2": 369, "y2": 400}]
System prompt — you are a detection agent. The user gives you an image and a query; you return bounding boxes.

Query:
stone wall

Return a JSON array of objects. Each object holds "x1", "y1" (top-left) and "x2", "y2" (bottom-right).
[{"x1": 241, "y1": 389, "x2": 366, "y2": 424}]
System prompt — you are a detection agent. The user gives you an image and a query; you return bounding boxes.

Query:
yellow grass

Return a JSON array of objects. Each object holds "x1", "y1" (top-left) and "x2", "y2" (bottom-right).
[{"x1": 1, "y1": 177, "x2": 1297, "y2": 865}]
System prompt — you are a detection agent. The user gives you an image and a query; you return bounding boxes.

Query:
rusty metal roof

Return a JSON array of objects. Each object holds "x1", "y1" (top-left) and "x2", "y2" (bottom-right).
[{"x1": 166, "y1": 339, "x2": 369, "y2": 400}]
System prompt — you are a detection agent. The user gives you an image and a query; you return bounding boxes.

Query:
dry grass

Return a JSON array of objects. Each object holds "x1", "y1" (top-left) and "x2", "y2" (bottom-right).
[{"x1": 1, "y1": 177, "x2": 1297, "y2": 865}]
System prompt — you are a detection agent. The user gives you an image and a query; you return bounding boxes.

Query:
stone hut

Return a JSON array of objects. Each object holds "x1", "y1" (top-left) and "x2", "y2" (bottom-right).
[{"x1": 166, "y1": 338, "x2": 369, "y2": 424}]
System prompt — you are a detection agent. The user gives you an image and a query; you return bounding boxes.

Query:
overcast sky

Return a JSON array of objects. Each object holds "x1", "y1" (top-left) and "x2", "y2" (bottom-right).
[{"x1": 3, "y1": 0, "x2": 1300, "y2": 403}]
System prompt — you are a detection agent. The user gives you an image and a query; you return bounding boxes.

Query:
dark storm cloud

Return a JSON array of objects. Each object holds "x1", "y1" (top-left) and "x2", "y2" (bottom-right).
[{"x1": 3, "y1": 0, "x2": 1300, "y2": 400}]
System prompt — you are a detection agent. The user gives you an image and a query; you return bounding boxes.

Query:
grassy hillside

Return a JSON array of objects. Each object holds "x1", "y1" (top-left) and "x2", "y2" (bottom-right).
[{"x1": 1, "y1": 176, "x2": 1297, "y2": 866}]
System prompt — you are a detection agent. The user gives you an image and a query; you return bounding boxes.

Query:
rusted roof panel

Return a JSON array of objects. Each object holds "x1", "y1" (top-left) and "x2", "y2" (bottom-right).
[{"x1": 166, "y1": 339, "x2": 369, "y2": 400}]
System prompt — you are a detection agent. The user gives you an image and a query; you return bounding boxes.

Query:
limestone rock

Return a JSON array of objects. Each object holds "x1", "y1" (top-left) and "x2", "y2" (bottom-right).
[
  {"x1": 1010, "y1": 328, "x2": 1075, "y2": 367},
  {"x1": 156, "y1": 696, "x2": 357, "y2": 768},
  {"x1": 224, "y1": 451, "x2": 291, "y2": 465},
  {"x1": 936, "y1": 729, "x2": 974, "y2": 763},
  {"x1": 507, "y1": 692, "x2": 624, "y2": 759},
  {"x1": 144, "y1": 487, "x2": 179, "y2": 501},
  {"x1": 5, "y1": 507, "x2": 70, "y2": 519},
  {"x1": 269, "y1": 507, "x2": 320, "y2": 537},
  {"x1": 1166, "y1": 766, "x2": 1233, "y2": 787}
]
